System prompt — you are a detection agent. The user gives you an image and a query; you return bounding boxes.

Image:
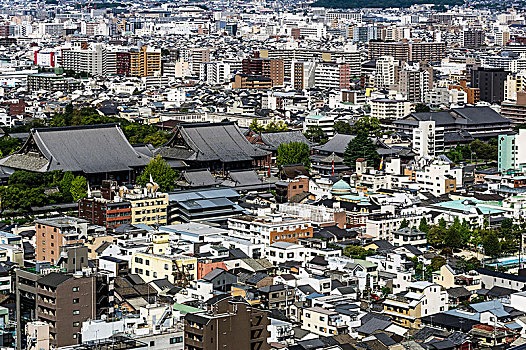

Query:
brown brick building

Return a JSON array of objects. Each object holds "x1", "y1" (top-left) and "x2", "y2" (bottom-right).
[
  {"x1": 184, "y1": 296, "x2": 269, "y2": 350},
  {"x1": 232, "y1": 74, "x2": 273, "y2": 90},
  {"x1": 242, "y1": 57, "x2": 285, "y2": 86},
  {"x1": 36, "y1": 272, "x2": 96, "y2": 347},
  {"x1": 35, "y1": 217, "x2": 89, "y2": 264},
  {"x1": 78, "y1": 198, "x2": 132, "y2": 228}
]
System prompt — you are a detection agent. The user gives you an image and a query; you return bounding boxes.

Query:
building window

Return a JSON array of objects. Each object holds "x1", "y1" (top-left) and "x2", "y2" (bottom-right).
[
  {"x1": 72, "y1": 287, "x2": 79, "y2": 292},
  {"x1": 73, "y1": 322, "x2": 80, "y2": 327},
  {"x1": 170, "y1": 336, "x2": 183, "y2": 344},
  {"x1": 73, "y1": 298, "x2": 79, "y2": 304},
  {"x1": 73, "y1": 310, "x2": 80, "y2": 315}
]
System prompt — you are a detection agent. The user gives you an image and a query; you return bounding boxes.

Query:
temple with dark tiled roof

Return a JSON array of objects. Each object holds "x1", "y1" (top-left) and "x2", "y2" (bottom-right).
[
  {"x1": 0, "y1": 123, "x2": 150, "y2": 182},
  {"x1": 156, "y1": 122, "x2": 270, "y2": 170}
]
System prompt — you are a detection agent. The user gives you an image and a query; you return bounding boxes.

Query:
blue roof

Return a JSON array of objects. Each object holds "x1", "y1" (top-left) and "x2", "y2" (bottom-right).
[
  {"x1": 470, "y1": 300, "x2": 509, "y2": 318},
  {"x1": 306, "y1": 293, "x2": 324, "y2": 300}
]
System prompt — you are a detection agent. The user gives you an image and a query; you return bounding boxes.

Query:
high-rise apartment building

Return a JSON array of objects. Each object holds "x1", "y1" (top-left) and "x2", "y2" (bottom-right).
[
  {"x1": 314, "y1": 62, "x2": 352, "y2": 90},
  {"x1": 35, "y1": 217, "x2": 89, "y2": 264},
  {"x1": 242, "y1": 58, "x2": 284, "y2": 86},
  {"x1": 369, "y1": 42, "x2": 446, "y2": 62},
  {"x1": 180, "y1": 48, "x2": 211, "y2": 75},
  {"x1": 61, "y1": 44, "x2": 107, "y2": 76},
  {"x1": 184, "y1": 296, "x2": 269, "y2": 350},
  {"x1": 130, "y1": 46, "x2": 161, "y2": 77},
  {"x1": 291, "y1": 60, "x2": 316, "y2": 90},
  {"x1": 375, "y1": 56, "x2": 399, "y2": 89},
  {"x1": 471, "y1": 67, "x2": 509, "y2": 104},
  {"x1": 398, "y1": 67, "x2": 433, "y2": 102},
  {"x1": 462, "y1": 28, "x2": 485, "y2": 48},
  {"x1": 498, "y1": 129, "x2": 526, "y2": 172}
]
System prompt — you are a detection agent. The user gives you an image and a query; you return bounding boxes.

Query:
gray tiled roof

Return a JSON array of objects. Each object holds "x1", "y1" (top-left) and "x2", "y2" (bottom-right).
[
  {"x1": 162, "y1": 122, "x2": 270, "y2": 163},
  {"x1": 1, "y1": 124, "x2": 150, "y2": 173},
  {"x1": 259, "y1": 131, "x2": 312, "y2": 151}
]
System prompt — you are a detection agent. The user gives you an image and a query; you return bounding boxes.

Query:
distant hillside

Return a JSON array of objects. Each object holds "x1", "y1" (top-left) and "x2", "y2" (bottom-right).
[{"x1": 311, "y1": 0, "x2": 463, "y2": 9}]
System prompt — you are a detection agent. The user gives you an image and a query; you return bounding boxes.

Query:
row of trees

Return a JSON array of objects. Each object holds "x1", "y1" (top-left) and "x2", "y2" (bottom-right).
[
  {"x1": 446, "y1": 139, "x2": 498, "y2": 163},
  {"x1": 333, "y1": 117, "x2": 382, "y2": 136},
  {"x1": 50, "y1": 105, "x2": 170, "y2": 146},
  {"x1": 0, "y1": 170, "x2": 87, "y2": 213},
  {"x1": 418, "y1": 216, "x2": 518, "y2": 258},
  {"x1": 0, "y1": 157, "x2": 178, "y2": 214},
  {"x1": 249, "y1": 119, "x2": 289, "y2": 133}
]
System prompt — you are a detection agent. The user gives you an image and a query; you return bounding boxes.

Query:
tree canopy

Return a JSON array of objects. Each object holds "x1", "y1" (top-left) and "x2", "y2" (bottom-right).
[
  {"x1": 276, "y1": 142, "x2": 311, "y2": 169},
  {"x1": 343, "y1": 131, "x2": 380, "y2": 169},
  {"x1": 249, "y1": 119, "x2": 288, "y2": 133},
  {"x1": 70, "y1": 176, "x2": 88, "y2": 201},
  {"x1": 351, "y1": 116, "x2": 381, "y2": 136},
  {"x1": 137, "y1": 156, "x2": 178, "y2": 192},
  {"x1": 446, "y1": 139, "x2": 498, "y2": 163},
  {"x1": 0, "y1": 170, "x2": 87, "y2": 214},
  {"x1": 333, "y1": 121, "x2": 353, "y2": 135},
  {"x1": 49, "y1": 105, "x2": 170, "y2": 147},
  {"x1": 304, "y1": 126, "x2": 327, "y2": 144}
]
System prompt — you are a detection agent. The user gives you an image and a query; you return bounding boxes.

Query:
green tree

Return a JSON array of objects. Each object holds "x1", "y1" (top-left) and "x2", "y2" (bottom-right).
[
  {"x1": 249, "y1": 119, "x2": 264, "y2": 133},
  {"x1": 444, "y1": 217, "x2": 463, "y2": 249},
  {"x1": 333, "y1": 121, "x2": 353, "y2": 134},
  {"x1": 462, "y1": 257, "x2": 481, "y2": 272},
  {"x1": 304, "y1": 126, "x2": 326, "y2": 143},
  {"x1": 70, "y1": 176, "x2": 88, "y2": 201},
  {"x1": 343, "y1": 245, "x2": 371, "y2": 259},
  {"x1": 399, "y1": 218, "x2": 409, "y2": 229},
  {"x1": 500, "y1": 218, "x2": 514, "y2": 235},
  {"x1": 415, "y1": 103, "x2": 431, "y2": 113},
  {"x1": 137, "y1": 156, "x2": 178, "y2": 192},
  {"x1": 264, "y1": 121, "x2": 289, "y2": 132},
  {"x1": 427, "y1": 225, "x2": 445, "y2": 246},
  {"x1": 483, "y1": 231, "x2": 501, "y2": 257},
  {"x1": 276, "y1": 142, "x2": 310, "y2": 169},
  {"x1": 459, "y1": 219, "x2": 471, "y2": 245},
  {"x1": 60, "y1": 171, "x2": 75, "y2": 200},
  {"x1": 430, "y1": 255, "x2": 447, "y2": 271},
  {"x1": 343, "y1": 131, "x2": 380, "y2": 169},
  {"x1": 350, "y1": 116, "x2": 381, "y2": 136},
  {"x1": 0, "y1": 136, "x2": 22, "y2": 156},
  {"x1": 419, "y1": 217, "x2": 430, "y2": 233}
]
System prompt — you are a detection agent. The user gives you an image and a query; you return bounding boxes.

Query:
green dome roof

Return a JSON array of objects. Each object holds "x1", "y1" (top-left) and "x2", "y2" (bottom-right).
[{"x1": 332, "y1": 179, "x2": 351, "y2": 190}]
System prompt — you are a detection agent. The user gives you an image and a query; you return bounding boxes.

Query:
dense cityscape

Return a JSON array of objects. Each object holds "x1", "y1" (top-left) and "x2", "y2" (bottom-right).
[{"x1": 0, "y1": 0, "x2": 525, "y2": 349}]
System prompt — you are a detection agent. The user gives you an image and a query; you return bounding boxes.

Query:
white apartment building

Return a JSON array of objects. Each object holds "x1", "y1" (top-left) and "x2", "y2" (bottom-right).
[
  {"x1": 413, "y1": 120, "x2": 437, "y2": 158},
  {"x1": 367, "y1": 252, "x2": 413, "y2": 293},
  {"x1": 303, "y1": 113, "x2": 336, "y2": 137},
  {"x1": 370, "y1": 98, "x2": 411, "y2": 120},
  {"x1": 414, "y1": 159, "x2": 462, "y2": 196},
  {"x1": 375, "y1": 56, "x2": 399, "y2": 89},
  {"x1": 199, "y1": 62, "x2": 231, "y2": 85},
  {"x1": 62, "y1": 44, "x2": 107, "y2": 76},
  {"x1": 265, "y1": 241, "x2": 341, "y2": 265},
  {"x1": 227, "y1": 214, "x2": 313, "y2": 246},
  {"x1": 314, "y1": 62, "x2": 342, "y2": 90},
  {"x1": 384, "y1": 281, "x2": 448, "y2": 328}
]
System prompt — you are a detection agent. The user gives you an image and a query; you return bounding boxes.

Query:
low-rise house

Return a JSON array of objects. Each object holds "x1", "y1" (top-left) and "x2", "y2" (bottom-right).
[
  {"x1": 383, "y1": 281, "x2": 448, "y2": 328},
  {"x1": 301, "y1": 306, "x2": 348, "y2": 336}
]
